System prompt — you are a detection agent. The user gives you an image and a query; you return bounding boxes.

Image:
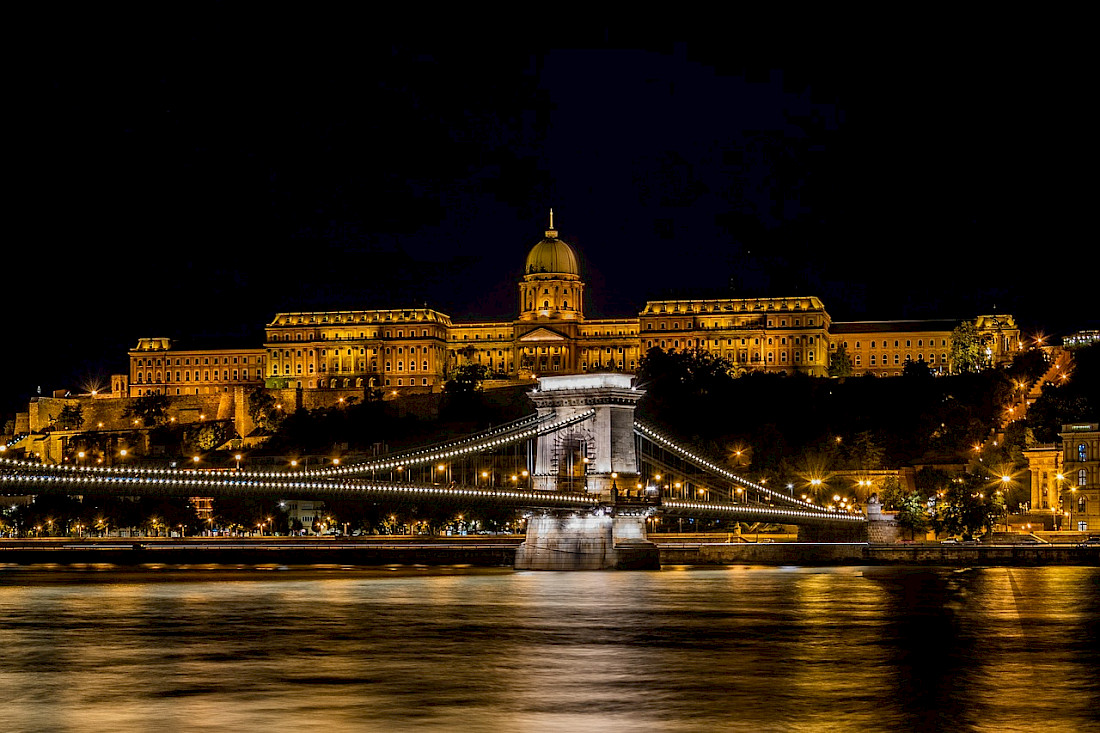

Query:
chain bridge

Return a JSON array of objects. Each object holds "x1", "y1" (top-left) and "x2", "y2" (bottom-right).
[{"x1": 1, "y1": 374, "x2": 865, "y2": 569}]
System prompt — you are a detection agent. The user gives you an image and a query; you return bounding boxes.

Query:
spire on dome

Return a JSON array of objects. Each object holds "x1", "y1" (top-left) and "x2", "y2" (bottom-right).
[{"x1": 545, "y1": 208, "x2": 558, "y2": 238}]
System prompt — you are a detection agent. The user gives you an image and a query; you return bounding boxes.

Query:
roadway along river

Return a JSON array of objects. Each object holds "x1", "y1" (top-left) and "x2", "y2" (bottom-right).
[{"x1": 0, "y1": 566, "x2": 1097, "y2": 732}]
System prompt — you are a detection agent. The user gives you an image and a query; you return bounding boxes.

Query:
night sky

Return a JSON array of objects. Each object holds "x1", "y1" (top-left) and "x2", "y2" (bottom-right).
[{"x1": 7, "y1": 19, "x2": 1093, "y2": 416}]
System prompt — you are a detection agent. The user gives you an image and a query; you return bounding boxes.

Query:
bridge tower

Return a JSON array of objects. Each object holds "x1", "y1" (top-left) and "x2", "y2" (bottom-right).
[
  {"x1": 527, "y1": 373, "x2": 643, "y2": 497},
  {"x1": 515, "y1": 373, "x2": 659, "y2": 570}
]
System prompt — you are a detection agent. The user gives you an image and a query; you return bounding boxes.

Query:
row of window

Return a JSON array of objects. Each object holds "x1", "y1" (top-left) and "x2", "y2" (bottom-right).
[
  {"x1": 580, "y1": 330, "x2": 636, "y2": 337},
  {"x1": 582, "y1": 361, "x2": 635, "y2": 370},
  {"x1": 135, "y1": 386, "x2": 233, "y2": 396},
  {"x1": 455, "y1": 333, "x2": 511, "y2": 341},
  {"x1": 270, "y1": 328, "x2": 442, "y2": 342},
  {"x1": 135, "y1": 355, "x2": 256, "y2": 367},
  {"x1": 646, "y1": 337, "x2": 813, "y2": 349},
  {"x1": 271, "y1": 345, "x2": 440, "y2": 359},
  {"x1": 644, "y1": 316, "x2": 819, "y2": 330},
  {"x1": 135, "y1": 370, "x2": 254, "y2": 384},
  {"x1": 273, "y1": 360, "x2": 437, "y2": 376},
  {"x1": 844, "y1": 339, "x2": 949, "y2": 349},
  {"x1": 855, "y1": 353, "x2": 949, "y2": 366}
]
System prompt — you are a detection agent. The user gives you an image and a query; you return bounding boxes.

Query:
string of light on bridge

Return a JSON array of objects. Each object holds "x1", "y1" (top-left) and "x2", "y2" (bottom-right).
[
  {"x1": 333, "y1": 410, "x2": 595, "y2": 477},
  {"x1": 0, "y1": 411, "x2": 595, "y2": 487},
  {"x1": 661, "y1": 498, "x2": 865, "y2": 524},
  {"x1": 634, "y1": 421, "x2": 822, "y2": 512},
  {"x1": 0, "y1": 465, "x2": 602, "y2": 509},
  {"x1": 2, "y1": 412, "x2": 856, "y2": 524}
]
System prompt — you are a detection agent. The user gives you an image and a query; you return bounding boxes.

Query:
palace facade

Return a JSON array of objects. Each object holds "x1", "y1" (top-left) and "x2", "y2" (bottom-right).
[
  {"x1": 1028, "y1": 423, "x2": 1100, "y2": 532},
  {"x1": 120, "y1": 217, "x2": 1021, "y2": 398}
]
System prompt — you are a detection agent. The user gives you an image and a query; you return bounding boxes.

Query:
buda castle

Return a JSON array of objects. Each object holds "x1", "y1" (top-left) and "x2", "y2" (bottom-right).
[{"x1": 121, "y1": 215, "x2": 1020, "y2": 399}]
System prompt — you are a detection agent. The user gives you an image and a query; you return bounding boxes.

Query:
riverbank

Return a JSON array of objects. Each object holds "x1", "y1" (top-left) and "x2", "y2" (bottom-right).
[
  {"x1": 1, "y1": 537, "x2": 1098, "y2": 568},
  {"x1": 658, "y1": 541, "x2": 1100, "y2": 566},
  {"x1": 0, "y1": 537, "x2": 520, "y2": 568}
]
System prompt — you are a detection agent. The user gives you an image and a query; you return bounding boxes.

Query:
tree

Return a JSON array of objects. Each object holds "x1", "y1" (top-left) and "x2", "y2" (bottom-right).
[
  {"x1": 828, "y1": 344, "x2": 853, "y2": 377},
  {"x1": 189, "y1": 422, "x2": 231, "y2": 451},
  {"x1": 894, "y1": 491, "x2": 930, "y2": 540},
  {"x1": 123, "y1": 392, "x2": 169, "y2": 427},
  {"x1": 444, "y1": 363, "x2": 492, "y2": 394},
  {"x1": 247, "y1": 388, "x2": 284, "y2": 431},
  {"x1": 878, "y1": 475, "x2": 904, "y2": 509},
  {"x1": 55, "y1": 403, "x2": 85, "y2": 430},
  {"x1": 1008, "y1": 348, "x2": 1049, "y2": 384},
  {"x1": 848, "y1": 430, "x2": 884, "y2": 470},
  {"x1": 902, "y1": 357, "x2": 932, "y2": 379},
  {"x1": 1026, "y1": 343, "x2": 1100, "y2": 442},
  {"x1": 914, "y1": 466, "x2": 951, "y2": 496},
  {"x1": 456, "y1": 345, "x2": 477, "y2": 364},
  {"x1": 934, "y1": 473, "x2": 1004, "y2": 540},
  {"x1": 950, "y1": 321, "x2": 984, "y2": 374}
]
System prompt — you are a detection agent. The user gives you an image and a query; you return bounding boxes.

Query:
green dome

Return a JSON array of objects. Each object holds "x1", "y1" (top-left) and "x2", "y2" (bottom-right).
[{"x1": 525, "y1": 228, "x2": 579, "y2": 276}]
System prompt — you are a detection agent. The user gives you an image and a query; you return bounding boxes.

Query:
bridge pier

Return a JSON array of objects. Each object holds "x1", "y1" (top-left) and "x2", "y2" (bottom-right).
[
  {"x1": 513, "y1": 508, "x2": 660, "y2": 570},
  {"x1": 515, "y1": 374, "x2": 659, "y2": 570}
]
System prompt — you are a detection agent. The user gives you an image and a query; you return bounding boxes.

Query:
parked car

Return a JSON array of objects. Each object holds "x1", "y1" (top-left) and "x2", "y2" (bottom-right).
[{"x1": 1078, "y1": 536, "x2": 1100, "y2": 547}]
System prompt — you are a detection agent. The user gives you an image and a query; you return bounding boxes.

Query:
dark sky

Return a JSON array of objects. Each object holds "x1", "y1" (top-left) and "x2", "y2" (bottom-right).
[{"x1": 6, "y1": 18, "x2": 1093, "y2": 416}]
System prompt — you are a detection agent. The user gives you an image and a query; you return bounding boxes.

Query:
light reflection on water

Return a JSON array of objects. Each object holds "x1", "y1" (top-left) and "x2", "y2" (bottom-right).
[{"x1": 0, "y1": 566, "x2": 1097, "y2": 732}]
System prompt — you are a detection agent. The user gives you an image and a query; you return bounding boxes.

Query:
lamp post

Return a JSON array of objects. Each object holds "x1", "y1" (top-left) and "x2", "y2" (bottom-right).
[{"x1": 1055, "y1": 473, "x2": 1065, "y2": 530}]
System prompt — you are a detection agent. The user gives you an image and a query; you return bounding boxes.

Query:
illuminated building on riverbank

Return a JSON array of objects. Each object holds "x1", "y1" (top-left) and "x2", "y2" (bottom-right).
[{"x1": 120, "y1": 215, "x2": 1021, "y2": 398}]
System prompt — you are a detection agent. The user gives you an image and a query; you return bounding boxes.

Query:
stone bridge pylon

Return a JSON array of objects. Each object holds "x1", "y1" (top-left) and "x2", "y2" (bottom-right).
[{"x1": 514, "y1": 373, "x2": 660, "y2": 570}]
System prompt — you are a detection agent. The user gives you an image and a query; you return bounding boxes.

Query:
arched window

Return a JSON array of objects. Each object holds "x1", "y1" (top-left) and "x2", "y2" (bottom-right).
[
  {"x1": 1079, "y1": 444, "x2": 1088, "y2": 462},
  {"x1": 1079, "y1": 469, "x2": 1088, "y2": 487}
]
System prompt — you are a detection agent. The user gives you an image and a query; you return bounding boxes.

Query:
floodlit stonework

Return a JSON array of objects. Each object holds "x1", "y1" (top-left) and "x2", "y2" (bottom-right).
[{"x1": 1061, "y1": 423, "x2": 1100, "y2": 533}]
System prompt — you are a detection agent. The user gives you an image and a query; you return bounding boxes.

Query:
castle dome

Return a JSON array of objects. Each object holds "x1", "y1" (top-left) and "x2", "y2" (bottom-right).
[{"x1": 524, "y1": 211, "x2": 579, "y2": 276}]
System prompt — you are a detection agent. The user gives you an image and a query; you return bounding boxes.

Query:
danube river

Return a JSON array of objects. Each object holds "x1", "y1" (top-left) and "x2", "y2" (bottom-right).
[{"x1": 1, "y1": 566, "x2": 1097, "y2": 732}]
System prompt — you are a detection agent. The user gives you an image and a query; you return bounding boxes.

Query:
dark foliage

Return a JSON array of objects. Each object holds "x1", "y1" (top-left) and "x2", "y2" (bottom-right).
[{"x1": 1027, "y1": 343, "x2": 1100, "y2": 442}]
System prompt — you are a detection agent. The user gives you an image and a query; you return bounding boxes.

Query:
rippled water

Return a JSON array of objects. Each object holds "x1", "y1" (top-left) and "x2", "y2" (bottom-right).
[{"x1": 0, "y1": 566, "x2": 1097, "y2": 732}]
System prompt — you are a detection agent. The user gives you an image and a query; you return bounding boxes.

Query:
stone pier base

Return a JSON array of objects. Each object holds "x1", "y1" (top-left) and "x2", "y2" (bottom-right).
[{"x1": 514, "y1": 511, "x2": 661, "y2": 570}]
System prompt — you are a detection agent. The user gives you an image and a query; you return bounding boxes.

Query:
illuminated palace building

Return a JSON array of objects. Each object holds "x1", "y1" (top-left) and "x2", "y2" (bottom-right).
[{"x1": 125, "y1": 217, "x2": 1020, "y2": 397}]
